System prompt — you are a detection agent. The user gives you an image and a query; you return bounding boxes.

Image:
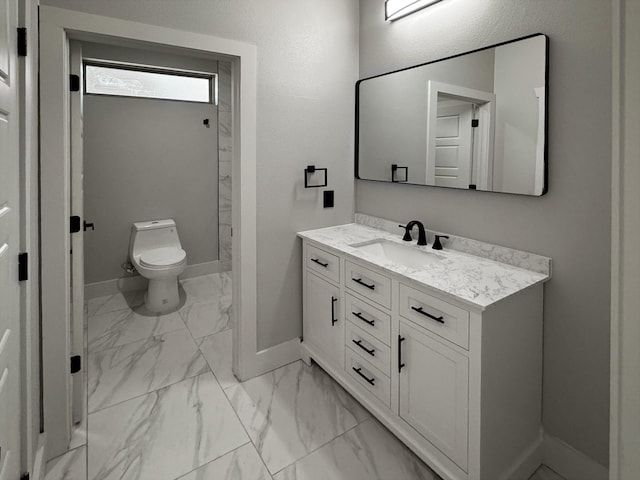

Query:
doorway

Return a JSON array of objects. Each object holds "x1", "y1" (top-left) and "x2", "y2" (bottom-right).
[
  {"x1": 65, "y1": 38, "x2": 236, "y2": 455},
  {"x1": 39, "y1": 6, "x2": 263, "y2": 461}
]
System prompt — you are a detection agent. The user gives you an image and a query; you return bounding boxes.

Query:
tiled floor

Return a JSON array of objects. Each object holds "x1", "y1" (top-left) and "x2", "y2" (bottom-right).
[{"x1": 45, "y1": 272, "x2": 564, "y2": 480}]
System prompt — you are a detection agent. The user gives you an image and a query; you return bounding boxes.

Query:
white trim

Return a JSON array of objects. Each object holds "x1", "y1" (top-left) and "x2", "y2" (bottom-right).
[
  {"x1": 39, "y1": 15, "x2": 72, "y2": 459},
  {"x1": 501, "y1": 435, "x2": 543, "y2": 480},
  {"x1": 610, "y1": 1, "x2": 640, "y2": 479},
  {"x1": 30, "y1": 433, "x2": 47, "y2": 480},
  {"x1": 84, "y1": 261, "x2": 223, "y2": 299},
  {"x1": 251, "y1": 338, "x2": 301, "y2": 377},
  {"x1": 542, "y1": 433, "x2": 608, "y2": 480},
  {"x1": 38, "y1": 5, "x2": 267, "y2": 458}
]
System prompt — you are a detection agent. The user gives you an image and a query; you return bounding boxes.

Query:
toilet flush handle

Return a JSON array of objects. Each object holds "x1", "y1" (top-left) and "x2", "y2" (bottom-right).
[{"x1": 83, "y1": 221, "x2": 95, "y2": 232}]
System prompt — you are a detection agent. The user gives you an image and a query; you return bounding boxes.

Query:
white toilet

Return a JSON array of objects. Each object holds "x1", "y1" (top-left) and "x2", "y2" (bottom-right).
[{"x1": 130, "y1": 219, "x2": 187, "y2": 313}]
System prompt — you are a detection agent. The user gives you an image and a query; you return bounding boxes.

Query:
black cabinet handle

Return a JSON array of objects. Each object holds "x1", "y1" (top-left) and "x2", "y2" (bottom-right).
[
  {"x1": 352, "y1": 367, "x2": 375, "y2": 386},
  {"x1": 352, "y1": 339, "x2": 375, "y2": 356},
  {"x1": 352, "y1": 311, "x2": 375, "y2": 326},
  {"x1": 352, "y1": 278, "x2": 375, "y2": 290},
  {"x1": 311, "y1": 258, "x2": 328, "y2": 268},
  {"x1": 398, "y1": 335, "x2": 406, "y2": 373},
  {"x1": 411, "y1": 306, "x2": 445, "y2": 324},
  {"x1": 331, "y1": 296, "x2": 338, "y2": 326}
]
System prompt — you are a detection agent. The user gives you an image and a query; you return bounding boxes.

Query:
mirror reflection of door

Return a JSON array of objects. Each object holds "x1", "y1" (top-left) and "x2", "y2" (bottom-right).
[
  {"x1": 426, "y1": 81, "x2": 496, "y2": 190},
  {"x1": 434, "y1": 98, "x2": 474, "y2": 188}
]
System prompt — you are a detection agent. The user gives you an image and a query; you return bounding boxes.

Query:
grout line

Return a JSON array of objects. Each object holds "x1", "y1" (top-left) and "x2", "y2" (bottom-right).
[
  {"x1": 86, "y1": 363, "x2": 212, "y2": 416},
  {"x1": 221, "y1": 371, "x2": 275, "y2": 478},
  {"x1": 171, "y1": 441, "x2": 253, "y2": 480},
  {"x1": 271, "y1": 418, "x2": 367, "y2": 477}
]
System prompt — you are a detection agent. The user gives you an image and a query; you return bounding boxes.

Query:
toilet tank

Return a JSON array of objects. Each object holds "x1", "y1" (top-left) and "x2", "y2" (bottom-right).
[{"x1": 130, "y1": 219, "x2": 182, "y2": 258}]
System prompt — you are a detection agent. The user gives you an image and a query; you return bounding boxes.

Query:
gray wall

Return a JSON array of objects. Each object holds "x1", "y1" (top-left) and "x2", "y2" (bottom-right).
[
  {"x1": 44, "y1": 0, "x2": 360, "y2": 349},
  {"x1": 82, "y1": 43, "x2": 219, "y2": 284},
  {"x1": 359, "y1": 0, "x2": 611, "y2": 467}
]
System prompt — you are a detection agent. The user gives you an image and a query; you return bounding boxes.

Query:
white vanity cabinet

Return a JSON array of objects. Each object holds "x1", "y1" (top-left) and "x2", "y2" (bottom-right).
[
  {"x1": 303, "y1": 270, "x2": 344, "y2": 371},
  {"x1": 300, "y1": 237, "x2": 547, "y2": 480},
  {"x1": 399, "y1": 320, "x2": 469, "y2": 471}
]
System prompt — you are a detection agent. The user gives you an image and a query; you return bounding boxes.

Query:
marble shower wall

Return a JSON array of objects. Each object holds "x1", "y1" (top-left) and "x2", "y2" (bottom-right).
[{"x1": 218, "y1": 61, "x2": 232, "y2": 271}]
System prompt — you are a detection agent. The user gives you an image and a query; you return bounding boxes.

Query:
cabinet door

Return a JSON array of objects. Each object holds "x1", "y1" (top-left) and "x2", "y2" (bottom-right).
[
  {"x1": 304, "y1": 271, "x2": 344, "y2": 369},
  {"x1": 399, "y1": 321, "x2": 469, "y2": 470}
]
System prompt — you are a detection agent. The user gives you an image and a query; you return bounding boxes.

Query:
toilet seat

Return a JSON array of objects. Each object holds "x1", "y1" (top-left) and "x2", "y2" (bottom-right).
[{"x1": 139, "y1": 247, "x2": 186, "y2": 268}]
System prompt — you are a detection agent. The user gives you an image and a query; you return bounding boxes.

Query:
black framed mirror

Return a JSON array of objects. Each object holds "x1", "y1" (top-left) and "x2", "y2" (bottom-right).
[{"x1": 355, "y1": 33, "x2": 549, "y2": 196}]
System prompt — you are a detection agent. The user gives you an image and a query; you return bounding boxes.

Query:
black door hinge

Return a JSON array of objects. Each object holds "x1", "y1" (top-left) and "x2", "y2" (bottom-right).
[
  {"x1": 70, "y1": 74, "x2": 80, "y2": 92},
  {"x1": 70, "y1": 215, "x2": 81, "y2": 233},
  {"x1": 17, "y1": 28, "x2": 27, "y2": 57},
  {"x1": 471, "y1": 119, "x2": 479, "y2": 128},
  {"x1": 18, "y1": 253, "x2": 28, "y2": 281},
  {"x1": 70, "y1": 355, "x2": 82, "y2": 374}
]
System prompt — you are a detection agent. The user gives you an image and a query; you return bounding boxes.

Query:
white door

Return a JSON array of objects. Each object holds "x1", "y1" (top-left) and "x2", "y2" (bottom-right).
[
  {"x1": 0, "y1": 0, "x2": 22, "y2": 478},
  {"x1": 304, "y1": 271, "x2": 344, "y2": 370},
  {"x1": 433, "y1": 103, "x2": 473, "y2": 189},
  {"x1": 69, "y1": 41, "x2": 84, "y2": 426},
  {"x1": 399, "y1": 321, "x2": 469, "y2": 470}
]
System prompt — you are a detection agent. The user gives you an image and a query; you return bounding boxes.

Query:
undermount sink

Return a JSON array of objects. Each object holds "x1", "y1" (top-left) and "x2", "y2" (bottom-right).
[{"x1": 351, "y1": 239, "x2": 442, "y2": 268}]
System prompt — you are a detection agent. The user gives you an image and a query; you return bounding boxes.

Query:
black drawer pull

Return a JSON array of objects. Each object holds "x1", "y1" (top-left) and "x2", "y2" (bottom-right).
[
  {"x1": 411, "y1": 306, "x2": 445, "y2": 324},
  {"x1": 352, "y1": 367, "x2": 375, "y2": 386},
  {"x1": 352, "y1": 339, "x2": 375, "y2": 356},
  {"x1": 352, "y1": 277, "x2": 375, "y2": 290},
  {"x1": 311, "y1": 258, "x2": 328, "y2": 268},
  {"x1": 398, "y1": 335, "x2": 406, "y2": 373},
  {"x1": 331, "y1": 296, "x2": 338, "y2": 326},
  {"x1": 352, "y1": 311, "x2": 375, "y2": 326}
]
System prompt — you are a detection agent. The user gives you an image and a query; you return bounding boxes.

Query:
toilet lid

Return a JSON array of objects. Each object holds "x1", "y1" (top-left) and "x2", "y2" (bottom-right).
[{"x1": 140, "y1": 247, "x2": 186, "y2": 267}]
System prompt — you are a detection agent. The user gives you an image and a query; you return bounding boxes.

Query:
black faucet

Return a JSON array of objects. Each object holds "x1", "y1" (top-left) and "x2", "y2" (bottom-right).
[{"x1": 399, "y1": 221, "x2": 427, "y2": 246}]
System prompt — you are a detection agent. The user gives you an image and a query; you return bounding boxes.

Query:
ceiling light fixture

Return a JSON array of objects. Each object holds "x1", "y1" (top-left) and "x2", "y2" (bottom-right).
[{"x1": 385, "y1": 0, "x2": 442, "y2": 21}]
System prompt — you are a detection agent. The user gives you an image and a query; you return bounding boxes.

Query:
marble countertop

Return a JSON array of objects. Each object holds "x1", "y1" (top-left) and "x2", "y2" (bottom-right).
[{"x1": 298, "y1": 223, "x2": 550, "y2": 310}]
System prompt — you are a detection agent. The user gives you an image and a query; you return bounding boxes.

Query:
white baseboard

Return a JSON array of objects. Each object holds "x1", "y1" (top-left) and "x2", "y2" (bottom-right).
[
  {"x1": 85, "y1": 261, "x2": 222, "y2": 299},
  {"x1": 542, "y1": 433, "x2": 608, "y2": 480},
  {"x1": 239, "y1": 337, "x2": 301, "y2": 380},
  {"x1": 501, "y1": 433, "x2": 543, "y2": 480},
  {"x1": 31, "y1": 433, "x2": 48, "y2": 480}
]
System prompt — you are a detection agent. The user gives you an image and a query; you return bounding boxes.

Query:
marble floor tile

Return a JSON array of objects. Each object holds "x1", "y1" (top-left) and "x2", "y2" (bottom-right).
[
  {"x1": 181, "y1": 275, "x2": 218, "y2": 305},
  {"x1": 198, "y1": 329, "x2": 238, "y2": 389},
  {"x1": 529, "y1": 465, "x2": 566, "y2": 480},
  {"x1": 88, "y1": 372, "x2": 249, "y2": 480},
  {"x1": 180, "y1": 296, "x2": 232, "y2": 339},
  {"x1": 45, "y1": 446, "x2": 87, "y2": 480},
  {"x1": 88, "y1": 308, "x2": 184, "y2": 352},
  {"x1": 225, "y1": 361, "x2": 370, "y2": 474},
  {"x1": 273, "y1": 418, "x2": 438, "y2": 480},
  {"x1": 178, "y1": 443, "x2": 272, "y2": 480},
  {"x1": 88, "y1": 328, "x2": 208, "y2": 412},
  {"x1": 87, "y1": 290, "x2": 145, "y2": 317},
  {"x1": 217, "y1": 271, "x2": 233, "y2": 296}
]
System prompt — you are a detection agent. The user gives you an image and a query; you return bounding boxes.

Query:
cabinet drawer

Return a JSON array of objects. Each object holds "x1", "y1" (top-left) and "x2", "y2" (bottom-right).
[
  {"x1": 345, "y1": 294, "x2": 391, "y2": 346},
  {"x1": 346, "y1": 321, "x2": 391, "y2": 376},
  {"x1": 346, "y1": 349, "x2": 391, "y2": 408},
  {"x1": 345, "y1": 261, "x2": 391, "y2": 309},
  {"x1": 399, "y1": 284, "x2": 470, "y2": 349},
  {"x1": 306, "y1": 243, "x2": 340, "y2": 283}
]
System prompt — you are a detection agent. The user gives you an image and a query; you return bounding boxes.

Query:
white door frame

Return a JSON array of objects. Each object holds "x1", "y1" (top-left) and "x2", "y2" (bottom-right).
[
  {"x1": 39, "y1": 5, "x2": 278, "y2": 458},
  {"x1": 610, "y1": 1, "x2": 640, "y2": 478},
  {"x1": 426, "y1": 81, "x2": 495, "y2": 190}
]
